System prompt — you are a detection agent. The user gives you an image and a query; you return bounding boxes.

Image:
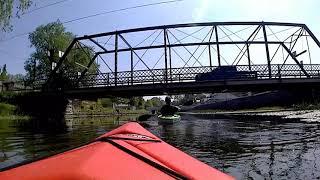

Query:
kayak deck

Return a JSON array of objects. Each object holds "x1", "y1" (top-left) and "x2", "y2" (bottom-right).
[{"x1": 0, "y1": 122, "x2": 233, "y2": 180}]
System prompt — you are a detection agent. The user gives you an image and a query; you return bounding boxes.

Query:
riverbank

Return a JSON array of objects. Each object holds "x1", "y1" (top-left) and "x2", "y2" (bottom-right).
[
  {"x1": 184, "y1": 107, "x2": 320, "y2": 122},
  {"x1": 66, "y1": 112, "x2": 147, "y2": 118},
  {"x1": 0, "y1": 115, "x2": 30, "y2": 120},
  {"x1": 187, "y1": 106, "x2": 288, "y2": 114},
  {"x1": 0, "y1": 102, "x2": 30, "y2": 120},
  {"x1": 252, "y1": 110, "x2": 320, "y2": 122},
  {"x1": 0, "y1": 102, "x2": 15, "y2": 115},
  {"x1": 69, "y1": 107, "x2": 148, "y2": 118}
]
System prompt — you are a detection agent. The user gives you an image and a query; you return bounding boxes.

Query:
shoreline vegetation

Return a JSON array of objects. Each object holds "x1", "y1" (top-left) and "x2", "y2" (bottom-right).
[
  {"x1": 1, "y1": 94, "x2": 320, "y2": 122},
  {"x1": 68, "y1": 98, "x2": 153, "y2": 118},
  {"x1": 0, "y1": 103, "x2": 30, "y2": 120},
  {"x1": 0, "y1": 101, "x2": 148, "y2": 120},
  {"x1": 0, "y1": 95, "x2": 162, "y2": 120},
  {"x1": 0, "y1": 102, "x2": 319, "y2": 118},
  {"x1": 0, "y1": 115, "x2": 30, "y2": 120},
  {"x1": 68, "y1": 108, "x2": 148, "y2": 118}
]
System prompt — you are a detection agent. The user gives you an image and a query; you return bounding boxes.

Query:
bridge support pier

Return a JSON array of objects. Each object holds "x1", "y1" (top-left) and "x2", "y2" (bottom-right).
[
  {"x1": 64, "y1": 99, "x2": 74, "y2": 119},
  {"x1": 14, "y1": 93, "x2": 69, "y2": 125}
]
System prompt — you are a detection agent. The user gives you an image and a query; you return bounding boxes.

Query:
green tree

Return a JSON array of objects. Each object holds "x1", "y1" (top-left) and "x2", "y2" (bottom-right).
[
  {"x1": 24, "y1": 21, "x2": 98, "y2": 87},
  {"x1": 129, "y1": 97, "x2": 139, "y2": 107},
  {"x1": 116, "y1": 97, "x2": 129, "y2": 104},
  {"x1": 145, "y1": 100, "x2": 153, "y2": 109},
  {"x1": 129, "y1": 97, "x2": 146, "y2": 109},
  {"x1": 149, "y1": 97, "x2": 163, "y2": 107},
  {"x1": 0, "y1": 64, "x2": 8, "y2": 81},
  {"x1": 99, "y1": 98, "x2": 113, "y2": 108},
  {"x1": 8, "y1": 73, "x2": 25, "y2": 81},
  {"x1": 0, "y1": 0, "x2": 32, "y2": 32},
  {"x1": 137, "y1": 97, "x2": 145, "y2": 109}
]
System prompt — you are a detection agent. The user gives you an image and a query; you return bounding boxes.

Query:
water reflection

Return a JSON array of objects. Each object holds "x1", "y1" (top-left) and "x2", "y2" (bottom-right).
[
  {"x1": 1, "y1": 114, "x2": 320, "y2": 179},
  {"x1": 0, "y1": 115, "x2": 137, "y2": 169}
]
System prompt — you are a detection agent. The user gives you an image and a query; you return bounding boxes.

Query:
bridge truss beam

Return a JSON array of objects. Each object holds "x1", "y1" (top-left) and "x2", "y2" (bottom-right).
[{"x1": 44, "y1": 21, "x2": 320, "y2": 92}]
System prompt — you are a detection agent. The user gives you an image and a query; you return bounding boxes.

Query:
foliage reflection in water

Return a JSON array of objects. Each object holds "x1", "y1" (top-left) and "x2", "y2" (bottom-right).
[{"x1": 1, "y1": 114, "x2": 320, "y2": 179}]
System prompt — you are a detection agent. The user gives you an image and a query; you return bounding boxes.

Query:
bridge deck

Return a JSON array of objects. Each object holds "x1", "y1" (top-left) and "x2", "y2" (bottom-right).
[{"x1": 61, "y1": 78, "x2": 320, "y2": 98}]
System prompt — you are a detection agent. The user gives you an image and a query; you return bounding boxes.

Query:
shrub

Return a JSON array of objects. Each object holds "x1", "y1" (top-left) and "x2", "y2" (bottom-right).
[
  {"x1": 0, "y1": 103, "x2": 16, "y2": 116},
  {"x1": 99, "y1": 98, "x2": 113, "y2": 108}
]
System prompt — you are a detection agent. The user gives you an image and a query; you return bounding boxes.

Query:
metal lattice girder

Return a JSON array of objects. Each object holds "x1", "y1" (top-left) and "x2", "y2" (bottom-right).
[
  {"x1": 69, "y1": 64, "x2": 320, "y2": 88},
  {"x1": 44, "y1": 21, "x2": 320, "y2": 90}
]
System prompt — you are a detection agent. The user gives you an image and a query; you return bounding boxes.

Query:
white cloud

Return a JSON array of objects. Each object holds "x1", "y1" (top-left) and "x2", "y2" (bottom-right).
[
  {"x1": 192, "y1": 0, "x2": 210, "y2": 21},
  {"x1": 191, "y1": 0, "x2": 317, "y2": 22}
]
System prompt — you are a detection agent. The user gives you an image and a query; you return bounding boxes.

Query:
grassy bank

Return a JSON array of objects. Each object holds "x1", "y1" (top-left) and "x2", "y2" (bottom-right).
[
  {"x1": 0, "y1": 103, "x2": 15, "y2": 116},
  {"x1": 0, "y1": 102, "x2": 30, "y2": 120},
  {"x1": 0, "y1": 115, "x2": 30, "y2": 120},
  {"x1": 0, "y1": 92, "x2": 28, "y2": 119}
]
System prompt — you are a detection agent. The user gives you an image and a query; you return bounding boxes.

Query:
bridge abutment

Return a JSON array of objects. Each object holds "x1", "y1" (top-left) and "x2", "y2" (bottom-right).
[
  {"x1": 14, "y1": 93, "x2": 69, "y2": 125},
  {"x1": 64, "y1": 99, "x2": 74, "y2": 119}
]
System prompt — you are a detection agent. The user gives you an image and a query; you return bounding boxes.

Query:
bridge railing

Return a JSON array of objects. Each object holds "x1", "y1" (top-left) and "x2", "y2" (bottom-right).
[
  {"x1": 73, "y1": 64, "x2": 320, "y2": 88},
  {"x1": 5, "y1": 64, "x2": 320, "y2": 92}
]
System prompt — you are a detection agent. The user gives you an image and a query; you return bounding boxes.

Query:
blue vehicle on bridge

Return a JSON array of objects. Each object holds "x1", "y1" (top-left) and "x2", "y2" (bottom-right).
[{"x1": 195, "y1": 66, "x2": 258, "y2": 81}]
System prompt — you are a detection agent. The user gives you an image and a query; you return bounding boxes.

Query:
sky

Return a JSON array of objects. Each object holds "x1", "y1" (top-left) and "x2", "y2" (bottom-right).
[{"x1": 0, "y1": 0, "x2": 320, "y2": 74}]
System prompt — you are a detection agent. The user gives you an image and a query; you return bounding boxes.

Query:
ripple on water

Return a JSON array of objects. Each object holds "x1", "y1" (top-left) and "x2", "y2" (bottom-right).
[{"x1": 1, "y1": 115, "x2": 320, "y2": 179}]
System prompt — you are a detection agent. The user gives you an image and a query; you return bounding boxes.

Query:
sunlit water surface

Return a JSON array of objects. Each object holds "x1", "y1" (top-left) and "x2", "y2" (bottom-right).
[{"x1": 1, "y1": 114, "x2": 320, "y2": 179}]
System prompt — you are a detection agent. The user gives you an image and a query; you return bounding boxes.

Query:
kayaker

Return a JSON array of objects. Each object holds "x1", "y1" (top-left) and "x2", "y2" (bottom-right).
[{"x1": 160, "y1": 97, "x2": 179, "y2": 116}]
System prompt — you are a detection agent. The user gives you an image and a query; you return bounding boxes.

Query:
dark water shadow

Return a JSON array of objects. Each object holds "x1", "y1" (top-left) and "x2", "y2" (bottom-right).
[{"x1": 13, "y1": 118, "x2": 68, "y2": 134}]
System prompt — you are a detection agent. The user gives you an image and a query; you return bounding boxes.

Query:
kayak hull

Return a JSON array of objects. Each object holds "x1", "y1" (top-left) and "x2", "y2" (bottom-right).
[
  {"x1": 0, "y1": 122, "x2": 233, "y2": 180},
  {"x1": 158, "y1": 114, "x2": 181, "y2": 124}
]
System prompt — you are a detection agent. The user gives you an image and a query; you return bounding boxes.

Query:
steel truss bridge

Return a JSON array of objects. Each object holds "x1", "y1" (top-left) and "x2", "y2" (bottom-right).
[{"x1": 27, "y1": 22, "x2": 320, "y2": 96}]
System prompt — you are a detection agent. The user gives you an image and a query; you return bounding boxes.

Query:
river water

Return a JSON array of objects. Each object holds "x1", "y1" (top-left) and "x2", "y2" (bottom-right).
[{"x1": 1, "y1": 114, "x2": 320, "y2": 179}]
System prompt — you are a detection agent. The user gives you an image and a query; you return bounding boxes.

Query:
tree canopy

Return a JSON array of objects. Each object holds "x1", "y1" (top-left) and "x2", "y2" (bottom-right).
[
  {"x1": 129, "y1": 97, "x2": 144, "y2": 109},
  {"x1": 24, "y1": 21, "x2": 98, "y2": 87},
  {"x1": 0, "y1": 0, "x2": 32, "y2": 32}
]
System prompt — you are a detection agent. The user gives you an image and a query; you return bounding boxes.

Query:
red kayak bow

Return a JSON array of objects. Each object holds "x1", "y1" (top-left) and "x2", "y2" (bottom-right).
[{"x1": 0, "y1": 122, "x2": 233, "y2": 180}]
